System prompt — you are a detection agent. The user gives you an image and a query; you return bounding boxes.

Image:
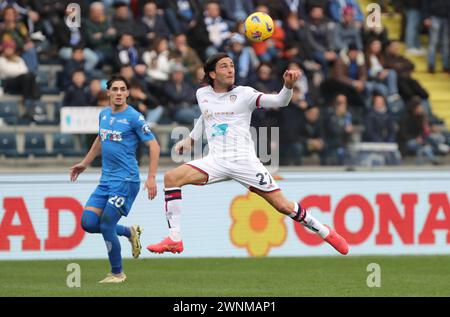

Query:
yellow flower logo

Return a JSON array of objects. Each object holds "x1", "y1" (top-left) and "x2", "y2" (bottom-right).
[{"x1": 230, "y1": 192, "x2": 287, "y2": 256}]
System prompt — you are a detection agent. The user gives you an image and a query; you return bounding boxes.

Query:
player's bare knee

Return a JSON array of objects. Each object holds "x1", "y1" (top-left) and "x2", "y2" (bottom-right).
[{"x1": 164, "y1": 170, "x2": 180, "y2": 188}]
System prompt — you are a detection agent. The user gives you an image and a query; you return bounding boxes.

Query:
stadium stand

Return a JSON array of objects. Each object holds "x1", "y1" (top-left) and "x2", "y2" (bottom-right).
[{"x1": 0, "y1": 0, "x2": 449, "y2": 167}]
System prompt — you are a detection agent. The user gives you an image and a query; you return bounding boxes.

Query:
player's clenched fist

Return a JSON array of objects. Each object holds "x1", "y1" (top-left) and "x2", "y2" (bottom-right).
[{"x1": 283, "y1": 70, "x2": 301, "y2": 89}]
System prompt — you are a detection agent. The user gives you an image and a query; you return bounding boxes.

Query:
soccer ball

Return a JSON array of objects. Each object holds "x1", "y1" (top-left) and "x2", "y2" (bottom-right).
[{"x1": 244, "y1": 12, "x2": 274, "y2": 42}]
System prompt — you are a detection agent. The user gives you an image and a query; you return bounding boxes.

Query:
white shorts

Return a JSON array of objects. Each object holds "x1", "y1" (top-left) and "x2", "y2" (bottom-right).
[{"x1": 186, "y1": 156, "x2": 280, "y2": 193}]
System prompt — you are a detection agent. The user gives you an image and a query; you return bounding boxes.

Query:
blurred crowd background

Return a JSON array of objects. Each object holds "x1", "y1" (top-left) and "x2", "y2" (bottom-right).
[{"x1": 1, "y1": 0, "x2": 450, "y2": 167}]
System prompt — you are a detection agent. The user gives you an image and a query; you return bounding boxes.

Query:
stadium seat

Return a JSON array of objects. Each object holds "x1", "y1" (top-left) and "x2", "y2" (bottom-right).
[
  {"x1": 0, "y1": 133, "x2": 20, "y2": 157},
  {"x1": 36, "y1": 70, "x2": 60, "y2": 95},
  {"x1": 52, "y1": 133, "x2": 82, "y2": 157},
  {"x1": 0, "y1": 101, "x2": 20, "y2": 125},
  {"x1": 24, "y1": 133, "x2": 52, "y2": 157},
  {"x1": 23, "y1": 100, "x2": 53, "y2": 124}
]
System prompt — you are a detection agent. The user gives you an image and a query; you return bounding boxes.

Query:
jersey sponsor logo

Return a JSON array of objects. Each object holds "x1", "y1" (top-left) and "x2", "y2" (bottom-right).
[
  {"x1": 102, "y1": 115, "x2": 107, "y2": 121},
  {"x1": 117, "y1": 118, "x2": 130, "y2": 125},
  {"x1": 230, "y1": 95, "x2": 237, "y2": 103},
  {"x1": 100, "y1": 128, "x2": 123, "y2": 142},
  {"x1": 204, "y1": 109, "x2": 213, "y2": 121},
  {"x1": 211, "y1": 123, "x2": 229, "y2": 137},
  {"x1": 142, "y1": 123, "x2": 152, "y2": 135}
]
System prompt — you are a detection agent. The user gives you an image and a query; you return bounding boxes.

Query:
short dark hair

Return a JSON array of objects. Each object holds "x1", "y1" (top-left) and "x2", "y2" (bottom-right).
[
  {"x1": 203, "y1": 52, "x2": 231, "y2": 85},
  {"x1": 106, "y1": 75, "x2": 130, "y2": 90}
]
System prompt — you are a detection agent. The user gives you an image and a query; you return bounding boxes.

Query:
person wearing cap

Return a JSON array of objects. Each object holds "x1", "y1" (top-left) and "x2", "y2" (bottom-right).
[
  {"x1": 146, "y1": 52, "x2": 349, "y2": 256},
  {"x1": 328, "y1": 0, "x2": 364, "y2": 26},
  {"x1": 334, "y1": 5, "x2": 363, "y2": 51}
]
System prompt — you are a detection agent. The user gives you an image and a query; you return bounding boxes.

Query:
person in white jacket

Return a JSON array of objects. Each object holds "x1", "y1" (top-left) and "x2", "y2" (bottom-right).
[{"x1": 0, "y1": 40, "x2": 40, "y2": 100}]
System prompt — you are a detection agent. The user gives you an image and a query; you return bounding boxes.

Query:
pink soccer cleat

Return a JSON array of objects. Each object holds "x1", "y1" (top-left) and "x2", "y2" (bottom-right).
[
  {"x1": 324, "y1": 225, "x2": 349, "y2": 255},
  {"x1": 147, "y1": 237, "x2": 184, "y2": 254}
]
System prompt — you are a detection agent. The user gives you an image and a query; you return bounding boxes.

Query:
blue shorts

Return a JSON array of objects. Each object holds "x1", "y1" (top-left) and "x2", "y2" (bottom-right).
[{"x1": 85, "y1": 181, "x2": 140, "y2": 216}]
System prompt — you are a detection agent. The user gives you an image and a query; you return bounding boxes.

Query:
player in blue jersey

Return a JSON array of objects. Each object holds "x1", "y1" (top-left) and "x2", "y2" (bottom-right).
[{"x1": 70, "y1": 75, "x2": 160, "y2": 283}]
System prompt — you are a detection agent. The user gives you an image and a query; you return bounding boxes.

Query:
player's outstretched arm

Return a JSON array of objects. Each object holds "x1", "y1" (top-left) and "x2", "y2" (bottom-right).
[
  {"x1": 258, "y1": 70, "x2": 300, "y2": 109},
  {"x1": 144, "y1": 139, "x2": 160, "y2": 200},
  {"x1": 69, "y1": 136, "x2": 102, "y2": 181}
]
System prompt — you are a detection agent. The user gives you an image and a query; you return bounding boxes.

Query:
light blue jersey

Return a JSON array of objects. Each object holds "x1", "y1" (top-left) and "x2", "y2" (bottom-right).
[{"x1": 98, "y1": 106, "x2": 154, "y2": 183}]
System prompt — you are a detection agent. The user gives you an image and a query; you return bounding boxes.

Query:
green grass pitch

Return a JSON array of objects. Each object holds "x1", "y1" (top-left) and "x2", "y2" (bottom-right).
[{"x1": 1, "y1": 255, "x2": 449, "y2": 296}]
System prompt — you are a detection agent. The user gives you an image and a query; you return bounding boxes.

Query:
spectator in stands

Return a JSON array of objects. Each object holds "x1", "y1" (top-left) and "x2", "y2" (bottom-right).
[
  {"x1": 203, "y1": 0, "x2": 232, "y2": 57},
  {"x1": 128, "y1": 80, "x2": 163, "y2": 125},
  {"x1": 423, "y1": 0, "x2": 450, "y2": 73},
  {"x1": 225, "y1": 33, "x2": 259, "y2": 85},
  {"x1": 328, "y1": 0, "x2": 364, "y2": 27},
  {"x1": 365, "y1": 38, "x2": 402, "y2": 111},
  {"x1": 87, "y1": 78, "x2": 104, "y2": 107},
  {"x1": 363, "y1": 93, "x2": 401, "y2": 165},
  {"x1": 158, "y1": 0, "x2": 203, "y2": 35},
  {"x1": 327, "y1": 43, "x2": 367, "y2": 112},
  {"x1": 280, "y1": 0, "x2": 307, "y2": 23},
  {"x1": 0, "y1": 5, "x2": 39, "y2": 73},
  {"x1": 402, "y1": 0, "x2": 426, "y2": 56},
  {"x1": 94, "y1": 90, "x2": 109, "y2": 108},
  {"x1": 0, "y1": 40, "x2": 40, "y2": 101},
  {"x1": 280, "y1": 95, "x2": 325, "y2": 166},
  {"x1": 399, "y1": 97, "x2": 449, "y2": 164},
  {"x1": 384, "y1": 40, "x2": 441, "y2": 123},
  {"x1": 30, "y1": 0, "x2": 67, "y2": 39},
  {"x1": 304, "y1": 4, "x2": 337, "y2": 76},
  {"x1": 83, "y1": 2, "x2": 117, "y2": 65},
  {"x1": 137, "y1": 1, "x2": 171, "y2": 48},
  {"x1": 112, "y1": 33, "x2": 145, "y2": 73},
  {"x1": 1, "y1": 1, "x2": 40, "y2": 36},
  {"x1": 62, "y1": 70, "x2": 91, "y2": 107},
  {"x1": 163, "y1": 63, "x2": 199, "y2": 124},
  {"x1": 56, "y1": 9, "x2": 99, "y2": 72},
  {"x1": 283, "y1": 12, "x2": 323, "y2": 87},
  {"x1": 334, "y1": 5, "x2": 363, "y2": 51},
  {"x1": 250, "y1": 62, "x2": 281, "y2": 147},
  {"x1": 362, "y1": 18, "x2": 389, "y2": 49},
  {"x1": 219, "y1": 0, "x2": 254, "y2": 23},
  {"x1": 279, "y1": 87, "x2": 308, "y2": 166},
  {"x1": 191, "y1": 65, "x2": 206, "y2": 90},
  {"x1": 287, "y1": 61, "x2": 313, "y2": 108},
  {"x1": 251, "y1": 4, "x2": 285, "y2": 64},
  {"x1": 142, "y1": 37, "x2": 172, "y2": 82},
  {"x1": 324, "y1": 94, "x2": 354, "y2": 165},
  {"x1": 173, "y1": 33, "x2": 203, "y2": 79},
  {"x1": 112, "y1": 1, "x2": 141, "y2": 38},
  {"x1": 283, "y1": 11, "x2": 308, "y2": 51},
  {"x1": 61, "y1": 45, "x2": 86, "y2": 88},
  {"x1": 251, "y1": 62, "x2": 280, "y2": 94},
  {"x1": 298, "y1": 104, "x2": 325, "y2": 164}
]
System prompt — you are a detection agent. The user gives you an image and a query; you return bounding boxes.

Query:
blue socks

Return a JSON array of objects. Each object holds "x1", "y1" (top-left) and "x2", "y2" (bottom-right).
[
  {"x1": 81, "y1": 210, "x2": 131, "y2": 238},
  {"x1": 81, "y1": 209, "x2": 131, "y2": 275},
  {"x1": 100, "y1": 204, "x2": 124, "y2": 274}
]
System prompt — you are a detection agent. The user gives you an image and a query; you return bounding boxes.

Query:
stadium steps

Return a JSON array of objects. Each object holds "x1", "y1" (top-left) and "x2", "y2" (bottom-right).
[{"x1": 364, "y1": 1, "x2": 450, "y2": 126}]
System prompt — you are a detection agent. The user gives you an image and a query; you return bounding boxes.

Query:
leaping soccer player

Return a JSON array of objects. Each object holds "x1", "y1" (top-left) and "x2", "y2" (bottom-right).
[
  {"x1": 70, "y1": 75, "x2": 160, "y2": 283},
  {"x1": 147, "y1": 53, "x2": 349, "y2": 256}
]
